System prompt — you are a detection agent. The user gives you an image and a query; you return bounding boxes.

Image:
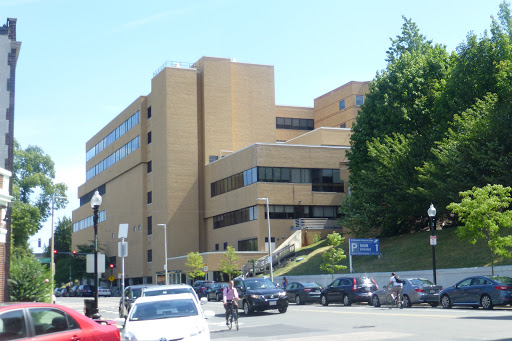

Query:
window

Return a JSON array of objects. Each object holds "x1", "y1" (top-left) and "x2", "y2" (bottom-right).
[
  {"x1": 148, "y1": 250, "x2": 152, "y2": 262},
  {"x1": 238, "y1": 238, "x2": 258, "y2": 251},
  {"x1": 215, "y1": 243, "x2": 219, "y2": 251},
  {"x1": 147, "y1": 216, "x2": 152, "y2": 235},
  {"x1": 0, "y1": 309, "x2": 27, "y2": 338},
  {"x1": 223, "y1": 242, "x2": 227, "y2": 250},
  {"x1": 147, "y1": 191, "x2": 152, "y2": 205},
  {"x1": 212, "y1": 206, "x2": 258, "y2": 229},
  {"x1": 340, "y1": 123, "x2": 346, "y2": 128},
  {"x1": 147, "y1": 131, "x2": 152, "y2": 144},
  {"x1": 147, "y1": 106, "x2": 151, "y2": 119},
  {"x1": 339, "y1": 99, "x2": 345, "y2": 110},
  {"x1": 276, "y1": 117, "x2": 314, "y2": 130},
  {"x1": 147, "y1": 160, "x2": 152, "y2": 173},
  {"x1": 356, "y1": 95, "x2": 364, "y2": 106},
  {"x1": 29, "y1": 307, "x2": 79, "y2": 336}
]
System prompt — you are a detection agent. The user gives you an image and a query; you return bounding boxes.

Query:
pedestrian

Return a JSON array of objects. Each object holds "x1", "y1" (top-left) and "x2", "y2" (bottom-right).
[{"x1": 282, "y1": 277, "x2": 288, "y2": 289}]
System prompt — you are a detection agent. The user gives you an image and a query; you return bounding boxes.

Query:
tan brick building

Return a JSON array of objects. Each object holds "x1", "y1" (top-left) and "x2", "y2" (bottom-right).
[{"x1": 71, "y1": 56, "x2": 368, "y2": 285}]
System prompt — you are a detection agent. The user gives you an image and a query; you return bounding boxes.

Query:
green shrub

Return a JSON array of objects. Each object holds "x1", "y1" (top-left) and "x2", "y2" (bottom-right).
[{"x1": 9, "y1": 254, "x2": 52, "y2": 302}]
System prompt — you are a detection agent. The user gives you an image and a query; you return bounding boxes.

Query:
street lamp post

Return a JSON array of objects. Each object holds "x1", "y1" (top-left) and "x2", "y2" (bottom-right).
[
  {"x1": 51, "y1": 194, "x2": 65, "y2": 304},
  {"x1": 428, "y1": 203, "x2": 437, "y2": 284},
  {"x1": 90, "y1": 190, "x2": 102, "y2": 317},
  {"x1": 157, "y1": 224, "x2": 168, "y2": 285},
  {"x1": 257, "y1": 198, "x2": 273, "y2": 282}
]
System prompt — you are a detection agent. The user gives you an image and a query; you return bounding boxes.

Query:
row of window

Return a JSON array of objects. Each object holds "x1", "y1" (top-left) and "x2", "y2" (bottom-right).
[
  {"x1": 264, "y1": 205, "x2": 341, "y2": 219},
  {"x1": 276, "y1": 117, "x2": 314, "y2": 130},
  {"x1": 86, "y1": 136, "x2": 140, "y2": 181},
  {"x1": 238, "y1": 238, "x2": 258, "y2": 251},
  {"x1": 338, "y1": 95, "x2": 364, "y2": 111},
  {"x1": 211, "y1": 167, "x2": 344, "y2": 197},
  {"x1": 86, "y1": 111, "x2": 140, "y2": 161},
  {"x1": 72, "y1": 210, "x2": 106, "y2": 232},
  {"x1": 213, "y1": 206, "x2": 258, "y2": 229}
]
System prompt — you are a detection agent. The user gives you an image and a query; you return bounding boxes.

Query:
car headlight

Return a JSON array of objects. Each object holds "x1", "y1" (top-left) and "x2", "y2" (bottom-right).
[
  {"x1": 250, "y1": 294, "x2": 260, "y2": 299},
  {"x1": 279, "y1": 292, "x2": 286, "y2": 297},
  {"x1": 122, "y1": 331, "x2": 138, "y2": 341}
]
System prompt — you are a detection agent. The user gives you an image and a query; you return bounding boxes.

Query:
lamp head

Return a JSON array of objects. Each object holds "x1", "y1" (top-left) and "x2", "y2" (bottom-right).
[
  {"x1": 90, "y1": 190, "x2": 102, "y2": 208},
  {"x1": 427, "y1": 203, "x2": 436, "y2": 218}
]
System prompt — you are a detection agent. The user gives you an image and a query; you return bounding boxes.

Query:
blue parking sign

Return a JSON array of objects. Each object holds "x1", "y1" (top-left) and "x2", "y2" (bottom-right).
[{"x1": 349, "y1": 239, "x2": 380, "y2": 256}]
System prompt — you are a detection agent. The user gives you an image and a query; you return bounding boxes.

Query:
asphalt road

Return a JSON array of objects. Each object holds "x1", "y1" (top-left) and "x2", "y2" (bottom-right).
[{"x1": 56, "y1": 297, "x2": 512, "y2": 341}]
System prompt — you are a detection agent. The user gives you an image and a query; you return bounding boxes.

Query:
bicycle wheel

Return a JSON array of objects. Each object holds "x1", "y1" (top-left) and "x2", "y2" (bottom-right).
[
  {"x1": 234, "y1": 309, "x2": 239, "y2": 331},
  {"x1": 228, "y1": 311, "x2": 233, "y2": 330}
]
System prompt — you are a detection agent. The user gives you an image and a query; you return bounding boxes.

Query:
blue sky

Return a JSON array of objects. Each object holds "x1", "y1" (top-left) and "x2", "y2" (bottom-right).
[{"x1": 2, "y1": 0, "x2": 506, "y2": 252}]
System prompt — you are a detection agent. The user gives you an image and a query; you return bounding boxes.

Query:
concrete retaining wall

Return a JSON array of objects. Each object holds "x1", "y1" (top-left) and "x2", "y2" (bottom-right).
[{"x1": 275, "y1": 265, "x2": 512, "y2": 289}]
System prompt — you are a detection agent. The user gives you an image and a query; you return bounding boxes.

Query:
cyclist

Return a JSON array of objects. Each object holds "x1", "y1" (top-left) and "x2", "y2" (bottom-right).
[
  {"x1": 223, "y1": 280, "x2": 239, "y2": 325},
  {"x1": 386, "y1": 272, "x2": 403, "y2": 308}
]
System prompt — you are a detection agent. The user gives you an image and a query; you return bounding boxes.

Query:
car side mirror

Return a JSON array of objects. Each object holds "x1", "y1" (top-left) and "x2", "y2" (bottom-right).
[{"x1": 200, "y1": 297, "x2": 208, "y2": 305}]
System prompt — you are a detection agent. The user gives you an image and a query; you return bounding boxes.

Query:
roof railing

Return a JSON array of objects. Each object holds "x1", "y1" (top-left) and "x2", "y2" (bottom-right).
[{"x1": 153, "y1": 61, "x2": 195, "y2": 77}]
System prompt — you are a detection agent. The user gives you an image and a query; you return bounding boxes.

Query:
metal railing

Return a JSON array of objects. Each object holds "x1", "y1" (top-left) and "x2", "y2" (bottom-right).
[
  {"x1": 153, "y1": 61, "x2": 195, "y2": 77},
  {"x1": 241, "y1": 244, "x2": 295, "y2": 277},
  {"x1": 294, "y1": 218, "x2": 329, "y2": 229}
]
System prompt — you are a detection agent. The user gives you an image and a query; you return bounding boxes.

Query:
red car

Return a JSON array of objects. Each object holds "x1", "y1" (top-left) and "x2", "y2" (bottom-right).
[{"x1": 0, "y1": 302, "x2": 120, "y2": 341}]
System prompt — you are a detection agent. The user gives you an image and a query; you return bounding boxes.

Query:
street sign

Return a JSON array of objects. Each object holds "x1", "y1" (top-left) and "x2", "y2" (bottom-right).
[
  {"x1": 349, "y1": 239, "x2": 380, "y2": 256},
  {"x1": 118, "y1": 241, "x2": 128, "y2": 257},
  {"x1": 36, "y1": 258, "x2": 51, "y2": 263},
  {"x1": 204, "y1": 264, "x2": 208, "y2": 272},
  {"x1": 108, "y1": 276, "x2": 115, "y2": 282},
  {"x1": 430, "y1": 235, "x2": 437, "y2": 246}
]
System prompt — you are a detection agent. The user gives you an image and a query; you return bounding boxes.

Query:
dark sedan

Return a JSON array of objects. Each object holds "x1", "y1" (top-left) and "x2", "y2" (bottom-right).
[
  {"x1": 440, "y1": 275, "x2": 512, "y2": 310},
  {"x1": 234, "y1": 277, "x2": 288, "y2": 315},
  {"x1": 206, "y1": 282, "x2": 228, "y2": 301},
  {"x1": 321, "y1": 277, "x2": 378, "y2": 306},
  {"x1": 286, "y1": 282, "x2": 323, "y2": 305}
]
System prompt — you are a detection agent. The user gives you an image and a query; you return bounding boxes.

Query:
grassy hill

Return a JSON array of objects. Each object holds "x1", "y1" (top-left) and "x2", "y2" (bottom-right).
[{"x1": 274, "y1": 228, "x2": 512, "y2": 276}]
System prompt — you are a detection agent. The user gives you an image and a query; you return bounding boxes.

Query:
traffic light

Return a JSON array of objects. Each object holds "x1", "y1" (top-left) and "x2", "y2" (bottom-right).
[
  {"x1": 109, "y1": 264, "x2": 114, "y2": 269},
  {"x1": 53, "y1": 250, "x2": 57, "y2": 254},
  {"x1": 72, "y1": 250, "x2": 77, "y2": 256}
]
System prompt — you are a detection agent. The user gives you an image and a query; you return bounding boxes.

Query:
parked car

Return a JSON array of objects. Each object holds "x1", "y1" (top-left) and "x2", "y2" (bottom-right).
[
  {"x1": 0, "y1": 302, "x2": 119, "y2": 340},
  {"x1": 192, "y1": 280, "x2": 215, "y2": 298},
  {"x1": 440, "y1": 275, "x2": 512, "y2": 310},
  {"x1": 234, "y1": 277, "x2": 288, "y2": 315},
  {"x1": 98, "y1": 286, "x2": 112, "y2": 297},
  {"x1": 320, "y1": 276, "x2": 378, "y2": 306},
  {"x1": 69, "y1": 285, "x2": 80, "y2": 297},
  {"x1": 78, "y1": 285, "x2": 95, "y2": 297},
  {"x1": 206, "y1": 282, "x2": 228, "y2": 301},
  {"x1": 371, "y1": 278, "x2": 442, "y2": 308},
  {"x1": 286, "y1": 282, "x2": 323, "y2": 305},
  {"x1": 119, "y1": 284, "x2": 150, "y2": 317},
  {"x1": 142, "y1": 284, "x2": 202, "y2": 304},
  {"x1": 54, "y1": 288, "x2": 63, "y2": 297},
  {"x1": 122, "y1": 293, "x2": 210, "y2": 341},
  {"x1": 61, "y1": 287, "x2": 70, "y2": 297}
]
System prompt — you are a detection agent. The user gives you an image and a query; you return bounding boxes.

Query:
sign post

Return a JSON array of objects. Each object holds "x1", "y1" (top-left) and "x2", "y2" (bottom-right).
[
  {"x1": 349, "y1": 239, "x2": 380, "y2": 273},
  {"x1": 118, "y1": 224, "x2": 129, "y2": 316}
]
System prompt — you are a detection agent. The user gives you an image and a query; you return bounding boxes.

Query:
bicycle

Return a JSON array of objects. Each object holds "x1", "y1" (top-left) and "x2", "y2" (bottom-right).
[
  {"x1": 385, "y1": 290, "x2": 403, "y2": 308},
  {"x1": 227, "y1": 300, "x2": 239, "y2": 331}
]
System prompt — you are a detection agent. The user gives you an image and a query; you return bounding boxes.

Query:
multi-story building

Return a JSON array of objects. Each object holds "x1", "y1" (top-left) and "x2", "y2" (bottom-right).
[
  {"x1": 71, "y1": 56, "x2": 368, "y2": 285},
  {"x1": 0, "y1": 18, "x2": 19, "y2": 301}
]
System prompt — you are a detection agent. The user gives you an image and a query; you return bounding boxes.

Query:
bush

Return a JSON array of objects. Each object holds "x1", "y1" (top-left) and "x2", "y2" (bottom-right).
[{"x1": 9, "y1": 254, "x2": 52, "y2": 302}]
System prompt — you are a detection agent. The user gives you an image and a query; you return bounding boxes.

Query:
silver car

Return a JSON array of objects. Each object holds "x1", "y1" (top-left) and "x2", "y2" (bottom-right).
[{"x1": 371, "y1": 278, "x2": 442, "y2": 308}]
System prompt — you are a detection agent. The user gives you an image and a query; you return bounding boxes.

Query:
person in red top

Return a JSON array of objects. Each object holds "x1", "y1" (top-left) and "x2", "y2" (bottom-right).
[{"x1": 223, "y1": 280, "x2": 239, "y2": 325}]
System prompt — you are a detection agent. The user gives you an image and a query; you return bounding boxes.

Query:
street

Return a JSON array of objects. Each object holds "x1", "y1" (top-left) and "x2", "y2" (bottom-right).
[{"x1": 56, "y1": 297, "x2": 512, "y2": 340}]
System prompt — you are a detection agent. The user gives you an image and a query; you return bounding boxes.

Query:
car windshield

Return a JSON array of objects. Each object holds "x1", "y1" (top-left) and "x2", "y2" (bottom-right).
[
  {"x1": 302, "y1": 282, "x2": 321, "y2": 288},
  {"x1": 492, "y1": 276, "x2": 512, "y2": 285},
  {"x1": 245, "y1": 278, "x2": 276, "y2": 290},
  {"x1": 132, "y1": 288, "x2": 142, "y2": 298},
  {"x1": 130, "y1": 299, "x2": 198, "y2": 321},
  {"x1": 410, "y1": 279, "x2": 435, "y2": 286},
  {"x1": 143, "y1": 288, "x2": 193, "y2": 297}
]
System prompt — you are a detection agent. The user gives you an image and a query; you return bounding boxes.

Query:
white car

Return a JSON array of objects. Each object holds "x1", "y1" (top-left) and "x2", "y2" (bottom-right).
[
  {"x1": 98, "y1": 286, "x2": 112, "y2": 297},
  {"x1": 122, "y1": 293, "x2": 211, "y2": 341}
]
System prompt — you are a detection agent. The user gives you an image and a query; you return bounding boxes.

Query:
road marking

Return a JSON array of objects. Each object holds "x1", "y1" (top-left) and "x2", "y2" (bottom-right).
[
  {"x1": 300, "y1": 308, "x2": 460, "y2": 318},
  {"x1": 280, "y1": 331, "x2": 414, "y2": 340}
]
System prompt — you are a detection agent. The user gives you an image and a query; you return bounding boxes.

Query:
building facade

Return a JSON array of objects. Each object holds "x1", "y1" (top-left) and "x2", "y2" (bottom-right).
[
  {"x1": 0, "y1": 18, "x2": 19, "y2": 301},
  {"x1": 71, "y1": 56, "x2": 368, "y2": 285}
]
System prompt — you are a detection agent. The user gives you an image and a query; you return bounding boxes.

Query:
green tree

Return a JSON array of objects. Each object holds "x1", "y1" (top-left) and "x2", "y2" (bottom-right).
[
  {"x1": 218, "y1": 246, "x2": 240, "y2": 280},
  {"x1": 447, "y1": 184, "x2": 512, "y2": 275},
  {"x1": 12, "y1": 140, "x2": 68, "y2": 249},
  {"x1": 53, "y1": 217, "x2": 73, "y2": 285},
  {"x1": 342, "y1": 16, "x2": 450, "y2": 237},
  {"x1": 9, "y1": 254, "x2": 52, "y2": 302},
  {"x1": 185, "y1": 252, "x2": 205, "y2": 282},
  {"x1": 320, "y1": 233, "x2": 347, "y2": 275}
]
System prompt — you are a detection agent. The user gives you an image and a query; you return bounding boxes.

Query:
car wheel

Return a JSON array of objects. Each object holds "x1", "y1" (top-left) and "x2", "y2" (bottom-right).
[
  {"x1": 429, "y1": 302, "x2": 439, "y2": 307},
  {"x1": 321, "y1": 295, "x2": 328, "y2": 306},
  {"x1": 217, "y1": 293, "x2": 222, "y2": 302},
  {"x1": 372, "y1": 295, "x2": 381, "y2": 307},
  {"x1": 243, "y1": 301, "x2": 252, "y2": 316},
  {"x1": 278, "y1": 305, "x2": 287, "y2": 313},
  {"x1": 441, "y1": 295, "x2": 452, "y2": 309},
  {"x1": 343, "y1": 294, "x2": 351, "y2": 306},
  {"x1": 403, "y1": 295, "x2": 412, "y2": 308},
  {"x1": 295, "y1": 295, "x2": 303, "y2": 305},
  {"x1": 481, "y1": 294, "x2": 493, "y2": 310}
]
